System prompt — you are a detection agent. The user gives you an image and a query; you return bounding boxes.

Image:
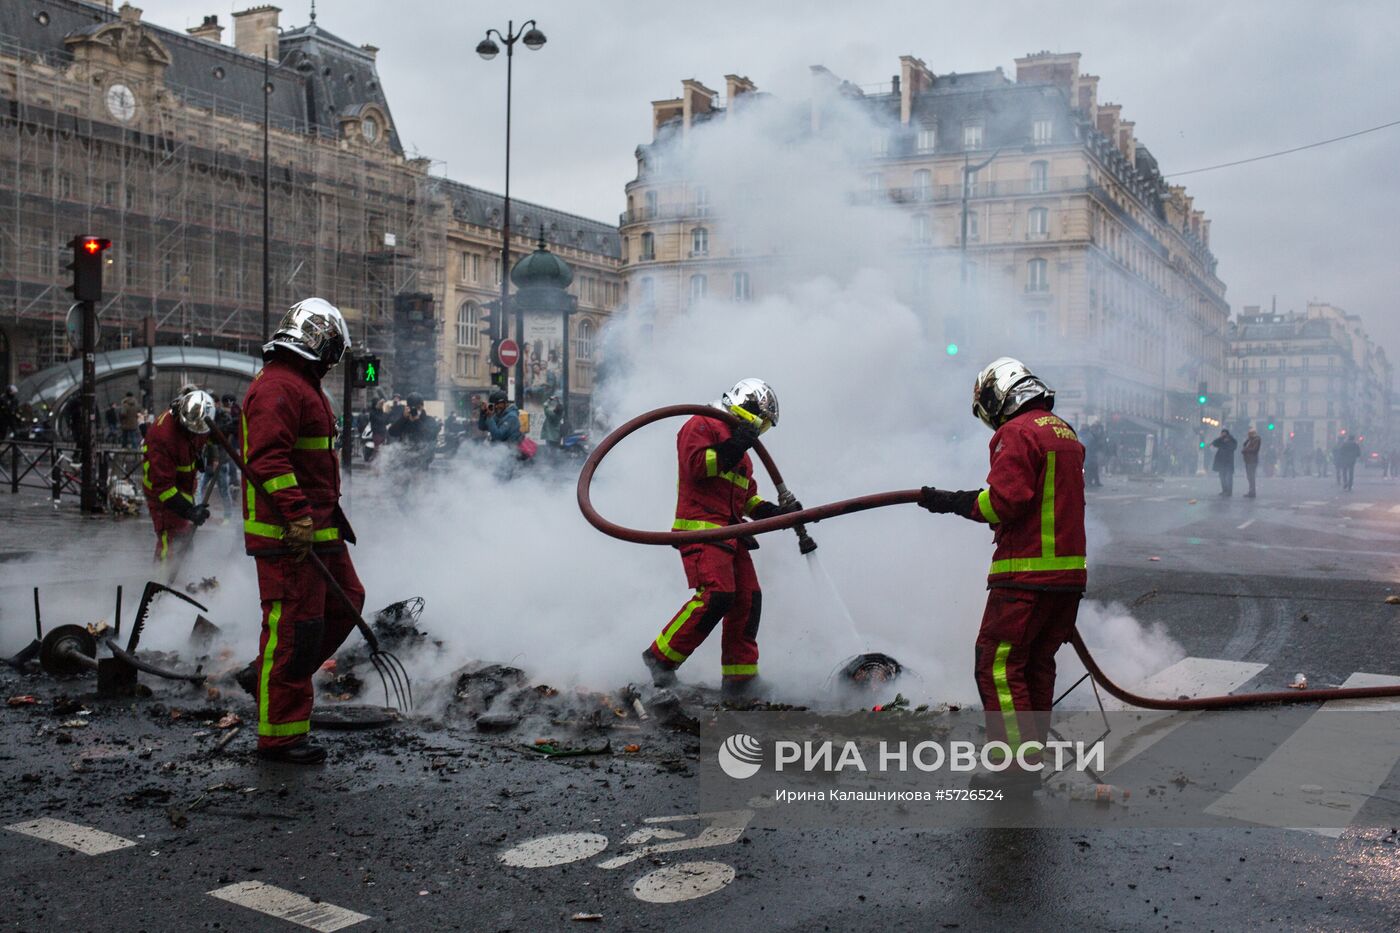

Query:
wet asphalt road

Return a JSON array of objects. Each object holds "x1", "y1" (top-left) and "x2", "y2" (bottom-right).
[{"x1": 3, "y1": 470, "x2": 1400, "y2": 930}]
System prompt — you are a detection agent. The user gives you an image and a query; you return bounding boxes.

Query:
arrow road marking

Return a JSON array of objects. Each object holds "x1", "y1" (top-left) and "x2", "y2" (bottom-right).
[
  {"x1": 5, "y1": 818, "x2": 136, "y2": 855},
  {"x1": 208, "y1": 882, "x2": 369, "y2": 932}
]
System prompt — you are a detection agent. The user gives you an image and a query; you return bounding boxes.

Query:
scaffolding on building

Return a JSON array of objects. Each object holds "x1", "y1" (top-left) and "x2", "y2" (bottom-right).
[{"x1": 0, "y1": 29, "x2": 444, "y2": 384}]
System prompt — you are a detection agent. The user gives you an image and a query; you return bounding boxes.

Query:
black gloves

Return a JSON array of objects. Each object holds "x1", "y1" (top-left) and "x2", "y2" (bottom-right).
[
  {"x1": 751, "y1": 499, "x2": 802, "y2": 521},
  {"x1": 713, "y1": 422, "x2": 761, "y2": 473},
  {"x1": 167, "y1": 496, "x2": 210, "y2": 526},
  {"x1": 918, "y1": 486, "x2": 980, "y2": 516}
]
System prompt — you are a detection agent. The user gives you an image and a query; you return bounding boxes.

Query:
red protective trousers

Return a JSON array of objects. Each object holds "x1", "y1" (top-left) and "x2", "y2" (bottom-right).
[
  {"x1": 974, "y1": 587, "x2": 1081, "y2": 765},
  {"x1": 147, "y1": 506, "x2": 191, "y2": 562},
  {"x1": 253, "y1": 549, "x2": 365, "y2": 749},
  {"x1": 649, "y1": 543, "x2": 761, "y2": 682}
]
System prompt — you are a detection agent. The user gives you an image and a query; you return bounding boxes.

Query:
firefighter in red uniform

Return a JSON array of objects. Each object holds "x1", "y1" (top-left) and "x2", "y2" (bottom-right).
[
  {"x1": 141, "y1": 388, "x2": 214, "y2": 560},
  {"x1": 642, "y1": 379, "x2": 802, "y2": 700},
  {"x1": 919, "y1": 358, "x2": 1086, "y2": 790},
  {"x1": 239, "y1": 297, "x2": 363, "y2": 765}
]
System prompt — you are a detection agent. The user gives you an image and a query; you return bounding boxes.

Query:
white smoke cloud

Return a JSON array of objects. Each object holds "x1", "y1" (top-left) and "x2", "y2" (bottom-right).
[{"x1": 0, "y1": 77, "x2": 1182, "y2": 712}]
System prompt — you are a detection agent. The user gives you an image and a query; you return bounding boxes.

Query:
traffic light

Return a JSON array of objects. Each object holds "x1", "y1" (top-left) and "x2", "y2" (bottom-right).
[
  {"x1": 944, "y1": 315, "x2": 967, "y2": 360},
  {"x1": 352, "y1": 355, "x2": 381, "y2": 389},
  {"x1": 66, "y1": 235, "x2": 112, "y2": 303},
  {"x1": 1266, "y1": 422, "x2": 1276, "y2": 431},
  {"x1": 1196, "y1": 381, "x2": 1208, "y2": 406}
]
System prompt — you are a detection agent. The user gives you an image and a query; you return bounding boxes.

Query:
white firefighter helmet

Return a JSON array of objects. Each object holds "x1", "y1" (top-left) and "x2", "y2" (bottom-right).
[
  {"x1": 264, "y1": 297, "x2": 351, "y2": 366},
  {"x1": 172, "y1": 387, "x2": 216, "y2": 434},
  {"x1": 972, "y1": 357, "x2": 1055, "y2": 431},
  {"x1": 714, "y1": 378, "x2": 779, "y2": 434}
]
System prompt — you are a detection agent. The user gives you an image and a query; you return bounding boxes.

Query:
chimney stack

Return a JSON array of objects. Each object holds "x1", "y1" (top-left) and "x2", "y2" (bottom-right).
[
  {"x1": 187, "y1": 14, "x2": 224, "y2": 44},
  {"x1": 231, "y1": 5, "x2": 281, "y2": 58},
  {"x1": 898, "y1": 56, "x2": 933, "y2": 126}
]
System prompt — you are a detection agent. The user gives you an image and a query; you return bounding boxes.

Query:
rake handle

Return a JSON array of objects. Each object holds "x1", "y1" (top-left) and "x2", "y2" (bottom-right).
[{"x1": 205, "y1": 421, "x2": 381, "y2": 652}]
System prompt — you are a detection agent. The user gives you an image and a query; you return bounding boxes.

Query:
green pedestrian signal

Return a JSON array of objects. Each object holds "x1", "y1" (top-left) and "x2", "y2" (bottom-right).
[
  {"x1": 1266, "y1": 422, "x2": 1275, "y2": 431},
  {"x1": 1197, "y1": 394, "x2": 1208, "y2": 405},
  {"x1": 946, "y1": 343, "x2": 959, "y2": 356},
  {"x1": 352, "y1": 355, "x2": 381, "y2": 389}
]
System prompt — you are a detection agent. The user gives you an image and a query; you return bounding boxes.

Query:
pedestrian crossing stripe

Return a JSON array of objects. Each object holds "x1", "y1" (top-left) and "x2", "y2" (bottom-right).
[
  {"x1": 1342, "y1": 503, "x2": 1369, "y2": 511},
  {"x1": 208, "y1": 881, "x2": 369, "y2": 931},
  {"x1": 4, "y1": 818, "x2": 136, "y2": 855},
  {"x1": 1204, "y1": 672, "x2": 1400, "y2": 836}
]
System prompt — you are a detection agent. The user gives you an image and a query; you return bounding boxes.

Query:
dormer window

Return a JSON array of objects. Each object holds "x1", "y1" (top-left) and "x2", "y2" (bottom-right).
[{"x1": 362, "y1": 115, "x2": 380, "y2": 142}]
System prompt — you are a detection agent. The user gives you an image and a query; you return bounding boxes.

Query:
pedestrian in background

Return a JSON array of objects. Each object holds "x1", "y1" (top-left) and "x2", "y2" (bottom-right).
[
  {"x1": 1315, "y1": 447, "x2": 1328, "y2": 478},
  {"x1": 104, "y1": 402, "x2": 119, "y2": 443},
  {"x1": 1282, "y1": 442, "x2": 1297, "y2": 478},
  {"x1": 119, "y1": 391, "x2": 141, "y2": 448},
  {"x1": 1337, "y1": 435, "x2": 1361, "y2": 491},
  {"x1": 1211, "y1": 428, "x2": 1237, "y2": 497},
  {"x1": 0, "y1": 384, "x2": 18, "y2": 439},
  {"x1": 1083, "y1": 423, "x2": 1103, "y2": 488},
  {"x1": 1241, "y1": 427, "x2": 1262, "y2": 498}
]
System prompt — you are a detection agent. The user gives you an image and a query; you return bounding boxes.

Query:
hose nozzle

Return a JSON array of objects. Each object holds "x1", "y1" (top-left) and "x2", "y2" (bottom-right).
[{"x1": 777, "y1": 484, "x2": 817, "y2": 555}]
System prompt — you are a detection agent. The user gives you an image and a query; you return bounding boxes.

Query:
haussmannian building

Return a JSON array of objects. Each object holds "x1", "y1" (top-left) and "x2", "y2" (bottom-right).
[
  {"x1": 1228, "y1": 302, "x2": 1393, "y2": 455},
  {"x1": 620, "y1": 53, "x2": 1229, "y2": 468}
]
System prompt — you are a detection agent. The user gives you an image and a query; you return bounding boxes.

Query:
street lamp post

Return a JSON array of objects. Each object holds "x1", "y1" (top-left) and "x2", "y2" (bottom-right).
[{"x1": 478, "y1": 20, "x2": 547, "y2": 410}]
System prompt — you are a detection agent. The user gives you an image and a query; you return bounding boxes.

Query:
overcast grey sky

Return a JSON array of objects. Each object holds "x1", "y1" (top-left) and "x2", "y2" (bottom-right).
[{"x1": 137, "y1": 0, "x2": 1400, "y2": 355}]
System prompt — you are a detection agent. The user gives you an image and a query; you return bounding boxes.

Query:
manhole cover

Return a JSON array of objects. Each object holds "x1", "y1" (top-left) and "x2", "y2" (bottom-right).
[{"x1": 310, "y1": 705, "x2": 399, "y2": 730}]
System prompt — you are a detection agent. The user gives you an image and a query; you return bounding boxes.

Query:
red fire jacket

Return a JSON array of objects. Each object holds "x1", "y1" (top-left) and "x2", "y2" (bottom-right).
[
  {"x1": 142, "y1": 410, "x2": 204, "y2": 513},
  {"x1": 968, "y1": 407, "x2": 1087, "y2": 590},
  {"x1": 241, "y1": 356, "x2": 350, "y2": 556},
  {"x1": 672, "y1": 414, "x2": 770, "y2": 541}
]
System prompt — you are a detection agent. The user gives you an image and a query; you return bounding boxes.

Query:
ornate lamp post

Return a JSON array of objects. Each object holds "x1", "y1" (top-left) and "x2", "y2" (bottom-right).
[{"x1": 477, "y1": 20, "x2": 547, "y2": 408}]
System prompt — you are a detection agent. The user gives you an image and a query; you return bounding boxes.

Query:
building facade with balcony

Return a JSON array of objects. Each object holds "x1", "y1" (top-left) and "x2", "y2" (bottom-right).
[
  {"x1": 1227, "y1": 302, "x2": 1393, "y2": 455},
  {"x1": 437, "y1": 181, "x2": 622, "y2": 423},
  {"x1": 619, "y1": 54, "x2": 1229, "y2": 466}
]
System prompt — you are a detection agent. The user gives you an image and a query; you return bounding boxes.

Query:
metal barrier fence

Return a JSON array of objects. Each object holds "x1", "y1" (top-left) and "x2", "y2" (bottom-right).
[{"x1": 0, "y1": 441, "x2": 145, "y2": 504}]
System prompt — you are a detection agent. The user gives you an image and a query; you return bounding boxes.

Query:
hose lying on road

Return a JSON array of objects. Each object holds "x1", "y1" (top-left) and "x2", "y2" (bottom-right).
[{"x1": 577, "y1": 403, "x2": 1400, "y2": 710}]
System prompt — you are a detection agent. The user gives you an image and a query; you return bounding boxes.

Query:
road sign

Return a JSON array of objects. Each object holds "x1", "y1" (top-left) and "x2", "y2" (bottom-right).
[{"x1": 497, "y1": 339, "x2": 520, "y2": 368}]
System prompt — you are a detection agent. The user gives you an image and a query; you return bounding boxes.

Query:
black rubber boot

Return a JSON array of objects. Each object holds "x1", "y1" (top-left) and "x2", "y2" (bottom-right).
[
  {"x1": 721, "y1": 677, "x2": 769, "y2": 703},
  {"x1": 234, "y1": 661, "x2": 258, "y2": 699},
  {"x1": 256, "y1": 737, "x2": 327, "y2": 765},
  {"x1": 642, "y1": 649, "x2": 677, "y2": 688}
]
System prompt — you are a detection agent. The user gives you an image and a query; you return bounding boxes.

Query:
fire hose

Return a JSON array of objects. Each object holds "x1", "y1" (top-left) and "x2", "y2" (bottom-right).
[{"x1": 577, "y1": 404, "x2": 1400, "y2": 710}]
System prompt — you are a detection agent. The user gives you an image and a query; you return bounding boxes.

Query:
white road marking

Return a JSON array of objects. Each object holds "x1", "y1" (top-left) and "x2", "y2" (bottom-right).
[
  {"x1": 208, "y1": 881, "x2": 369, "y2": 932},
  {"x1": 1389, "y1": 505, "x2": 1400, "y2": 515},
  {"x1": 498, "y1": 832, "x2": 609, "y2": 868},
  {"x1": 1302, "y1": 501, "x2": 1328, "y2": 507},
  {"x1": 1236, "y1": 519, "x2": 1256, "y2": 530},
  {"x1": 5, "y1": 818, "x2": 136, "y2": 855},
  {"x1": 1205, "y1": 673, "x2": 1400, "y2": 837},
  {"x1": 1054, "y1": 658, "x2": 1268, "y2": 772},
  {"x1": 633, "y1": 861, "x2": 735, "y2": 903},
  {"x1": 596, "y1": 810, "x2": 752, "y2": 870},
  {"x1": 1342, "y1": 503, "x2": 1370, "y2": 512}
]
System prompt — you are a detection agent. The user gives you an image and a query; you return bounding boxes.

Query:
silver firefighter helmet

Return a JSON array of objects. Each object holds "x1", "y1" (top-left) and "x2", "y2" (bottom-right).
[
  {"x1": 265, "y1": 297, "x2": 351, "y2": 366},
  {"x1": 172, "y1": 388, "x2": 216, "y2": 434},
  {"x1": 972, "y1": 357, "x2": 1055, "y2": 431},
  {"x1": 714, "y1": 377, "x2": 780, "y2": 434}
]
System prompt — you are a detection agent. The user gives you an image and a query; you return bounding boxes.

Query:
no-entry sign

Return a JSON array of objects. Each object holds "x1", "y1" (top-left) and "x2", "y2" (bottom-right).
[{"x1": 497, "y1": 339, "x2": 520, "y2": 368}]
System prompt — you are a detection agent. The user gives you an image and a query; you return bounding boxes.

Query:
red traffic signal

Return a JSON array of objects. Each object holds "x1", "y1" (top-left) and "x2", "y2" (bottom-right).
[{"x1": 66, "y1": 235, "x2": 112, "y2": 303}]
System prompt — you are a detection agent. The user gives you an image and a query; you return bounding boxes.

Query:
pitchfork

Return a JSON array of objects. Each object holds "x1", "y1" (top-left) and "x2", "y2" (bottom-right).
[{"x1": 205, "y1": 420, "x2": 413, "y2": 712}]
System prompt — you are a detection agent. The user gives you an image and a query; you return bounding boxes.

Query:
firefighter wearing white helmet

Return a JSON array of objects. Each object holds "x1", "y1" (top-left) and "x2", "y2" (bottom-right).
[
  {"x1": 237, "y1": 297, "x2": 364, "y2": 765},
  {"x1": 642, "y1": 378, "x2": 799, "y2": 701},
  {"x1": 919, "y1": 357, "x2": 1086, "y2": 793},
  {"x1": 141, "y1": 387, "x2": 214, "y2": 560}
]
